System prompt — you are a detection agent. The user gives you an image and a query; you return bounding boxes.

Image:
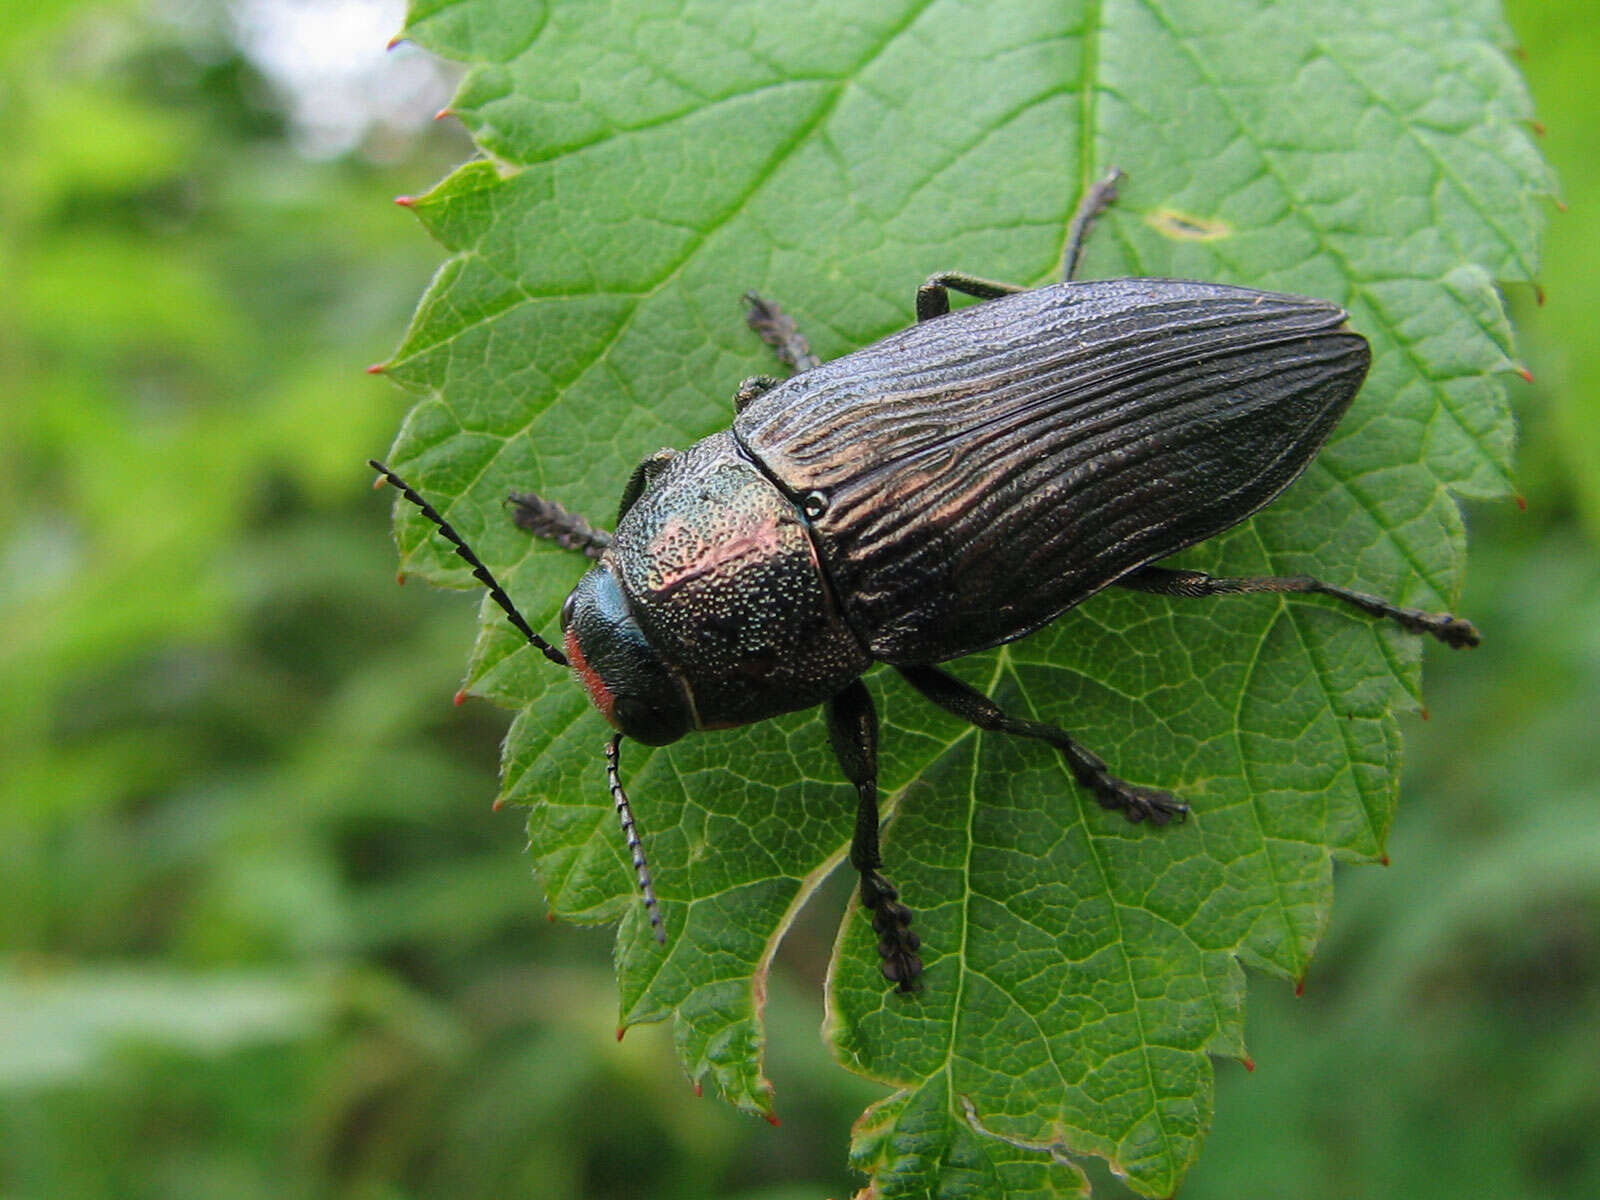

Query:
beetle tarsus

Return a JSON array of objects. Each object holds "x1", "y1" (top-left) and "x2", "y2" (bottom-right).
[
  {"x1": 828, "y1": 679, "x2": 923, "y2": 991},
  {"x1": 1061, "y1": 165, "x2": 1125, "y2": 282},
  {"x1": 507, "y1": 491, "x2": 613, "y2": 559},
  {"x1": 743, "y1": 292, "x2": 821, "y2": 374},
  {"x1": 1116, "y1": 566, "x2": 1481, "y2": 649}
]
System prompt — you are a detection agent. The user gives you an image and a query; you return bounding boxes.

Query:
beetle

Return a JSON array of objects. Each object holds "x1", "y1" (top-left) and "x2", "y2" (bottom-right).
[{"x1": 371, "y1": 169, "x2": 1478, "y2": 991}]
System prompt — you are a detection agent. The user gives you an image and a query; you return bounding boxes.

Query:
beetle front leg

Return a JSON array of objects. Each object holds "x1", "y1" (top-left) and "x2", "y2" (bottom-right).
[
  {"x1": 915, "y1": 273, "x2": 1027, "y2": 322},
  {"x1": 897, "y1": 664, "x2": 1188, "y2": 825},
  {"x1": 743, "y1": 292, "x2": 821, "y2": 374},
  {"x1": 1116, "y1": 566, "x2": 1480, "y2": 649},
  {"x1": 826, "y1": 678, "x2": 922, "y2": 991},
  {"x1": 506, "y1": 491, "x2": 613, "y2": 560}
]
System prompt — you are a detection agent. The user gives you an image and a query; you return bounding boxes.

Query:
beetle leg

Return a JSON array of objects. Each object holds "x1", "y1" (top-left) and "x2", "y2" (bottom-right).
[
  {"x1": 743, "y1": 292, "x2": 821, "y2": 374},
  {"x1": 733, "y1": 375, "x2": 782, "y2": 413},
  {"x1": 826, "y1": 678, "x2": 922, "y2": 991},
  {"x1": 1116, "y1": 566, "x2": 1480, "y2": 649},
  {"x1": 915, "y1": 272, "x2": 1027, "y2": 322},
  {"x1": 506, "y1": 491, "x2": 613, "y2": 559},
  {"x1": 1060, "y1": 166, "x2": 1125, "y2": 282},
  {"x1": 616, "y1": 448, "x2": 678, "y2": 523},
  {"x1": 897, "y1": 664, "x2": 1188, "y2": 825}
]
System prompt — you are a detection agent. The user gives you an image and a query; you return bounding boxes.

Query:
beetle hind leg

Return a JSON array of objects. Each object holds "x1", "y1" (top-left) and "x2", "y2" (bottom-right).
[
  {"x1": 1117, "y1": 566, "x2": 1480, "y2": 649},
  {"x1": 827, "y1": 679, "x2": 922, "y2": 991},
  {"x1": 898, "y1": 664, "x2": 1189, "y2": 826}
]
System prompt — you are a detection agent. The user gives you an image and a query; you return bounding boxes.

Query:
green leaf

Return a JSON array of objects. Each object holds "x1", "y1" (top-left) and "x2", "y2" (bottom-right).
[{"x1": 378, "y1": 1, "x2": 1547, "y2": 1194}]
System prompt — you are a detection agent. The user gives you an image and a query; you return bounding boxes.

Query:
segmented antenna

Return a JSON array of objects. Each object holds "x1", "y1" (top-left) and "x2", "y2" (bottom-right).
[
  {"x1": 368, "y1": 459, "x2": 568, "y2": 668},
  {"x1": 606, "y1": 733, "x2": 665, "y2": 944}
]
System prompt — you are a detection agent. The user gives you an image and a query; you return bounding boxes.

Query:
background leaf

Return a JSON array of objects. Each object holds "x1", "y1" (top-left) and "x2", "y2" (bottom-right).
[{"x1": 377, "y1": 1, "x2": 1547, "y2": 1194}]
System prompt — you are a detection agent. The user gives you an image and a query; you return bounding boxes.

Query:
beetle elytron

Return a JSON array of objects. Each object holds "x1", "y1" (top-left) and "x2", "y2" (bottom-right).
[{"x1": 373, "y1": 170, "x2": 1477, "y2": 991}]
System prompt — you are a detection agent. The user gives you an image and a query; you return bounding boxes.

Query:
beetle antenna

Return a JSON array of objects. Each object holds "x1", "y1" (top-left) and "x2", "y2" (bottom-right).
[
  {"x1": 606, "y1": 733, "x2": 666, "y2": 944},
  {"x1": 368, "y1": 459, "x2": 569, "y2": 668}
]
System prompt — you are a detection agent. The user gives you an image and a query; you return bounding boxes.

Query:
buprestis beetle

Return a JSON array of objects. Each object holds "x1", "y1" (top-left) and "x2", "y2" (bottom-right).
[{"x1": 372, "y1": 170, "x2": 1478, "y2": 991}]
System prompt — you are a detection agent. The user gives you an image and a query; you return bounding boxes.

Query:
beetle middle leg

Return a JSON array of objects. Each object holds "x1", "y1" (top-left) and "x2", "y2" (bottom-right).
[
  {"x1": 897, "y1": 664, "x2": 1188, "y2": 825},
  {"x1": 1060, "y1": 166, "x2": 1125, "y2": 282},
  {"x1": 915, "y1": 273, "x2": 1027, "y2": 322},
  {"x1": 827, "y1": 677, "x2": 922, "y2": 991},
  {"x1": 1116, "y1": 566, "x2": 1481, "y2": 648}
]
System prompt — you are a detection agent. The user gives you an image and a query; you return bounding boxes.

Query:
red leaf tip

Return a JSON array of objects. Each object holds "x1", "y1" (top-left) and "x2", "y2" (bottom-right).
[
  {"x1": 616, "y1": 1027, "x2": 627, "y2": 1043},
  {"x1": 385, "y1": 34, "x2": 408, "y2": 51},
  {"x1": 1380, "y1": 853, "x2": 1392, "y2": 867},
  {"x1": 1294, "y1": 978, "x2": 1306, "y2": 998},
  {"x1": 394, "y1": 195, "x2": 415, "y2": 208},
  {"x1": 366, "y1": 362, "x2": 387, "y2": 374},
  {"x1": 1516, "y1": 365, "x2": 1535, "y2": 383},
  {"x1": 1516, "y1": 494, "x2": 1528, "y2": 512},
  {"x1": 453, "y1": 688, "x2": 468, "y2": 707},
  {"x1": 434, "y1": 107, "x2": 454, "y2": 121},
  {"x1": 692, "y1": 1082, "x2": 703, "y2": 1097},
  {"x1": 1242, "y1": 1056, "x2": 1256, "y2": 1073},
  {"x1": 764, "y1": 1113, "x2": 780, "y2": 1127},
  {"x1": 395, "y1": 571, "x2": 407, "y2": 586}
]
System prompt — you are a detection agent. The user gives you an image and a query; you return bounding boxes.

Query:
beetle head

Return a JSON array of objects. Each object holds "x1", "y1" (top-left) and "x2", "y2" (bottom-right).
[{"x1": 561, "y1": 562, "x2": 693, "y2": 747}]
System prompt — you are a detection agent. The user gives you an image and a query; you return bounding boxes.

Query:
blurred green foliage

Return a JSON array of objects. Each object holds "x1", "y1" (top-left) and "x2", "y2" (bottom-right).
[{"x1": 0, "y1": 3, "x2": 1593, "y2": 1199}]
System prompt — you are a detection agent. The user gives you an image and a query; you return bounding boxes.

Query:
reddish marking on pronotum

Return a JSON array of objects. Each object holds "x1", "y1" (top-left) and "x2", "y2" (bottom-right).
[
  {"x1": 366, "y1": 363, "x2": 387, "y2": 375},
  {"x1": 394, "y1": 195, "x2": 415, "y2": 208},
  {"x1": 1516, "y1": 494, "x2": 1528, "y2": 512},
  {"x1": 1242, "y1": 1057, "x2": 1256, "y2": 1073},
  {"x1": 1516, "y1": 365, "x2": 1535, "y2": 383},
  {"x1": 453, "y1": 688, "x2": 468, "y2": 707}
]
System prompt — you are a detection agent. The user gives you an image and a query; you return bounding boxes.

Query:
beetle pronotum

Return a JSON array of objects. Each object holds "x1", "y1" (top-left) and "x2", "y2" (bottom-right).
[{"x1": 373, "y1": 169, "x2": 1477, "y2": 991}]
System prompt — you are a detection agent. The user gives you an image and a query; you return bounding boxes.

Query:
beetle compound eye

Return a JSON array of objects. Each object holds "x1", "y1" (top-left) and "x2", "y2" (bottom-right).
[
  {"x1": 802, "y1": 491, "x2": 828, "y2": 520},
  {"x1": 560, "y1": 590, "x2": 577, "y2": 632}
]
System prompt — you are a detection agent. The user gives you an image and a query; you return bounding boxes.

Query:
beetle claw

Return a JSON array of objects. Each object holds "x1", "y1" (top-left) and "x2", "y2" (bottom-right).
[{"x1": 1098, "y1": 782, "x2": 1189, "y2": 826}]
